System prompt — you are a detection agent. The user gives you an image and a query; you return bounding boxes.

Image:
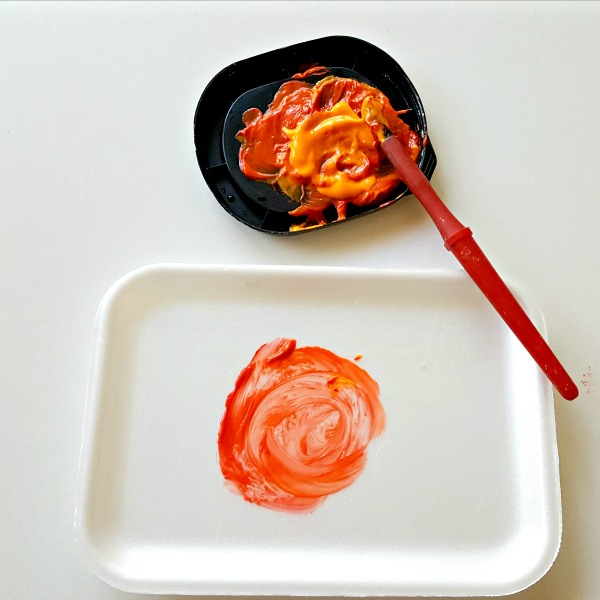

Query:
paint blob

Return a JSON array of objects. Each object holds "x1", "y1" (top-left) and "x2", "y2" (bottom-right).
[
  {"x1": 236, "y1": 68, "x2": 420, "y2": 230},
  {"x1": 217, "y1": 338, "x2": 385, "y2": 513}
]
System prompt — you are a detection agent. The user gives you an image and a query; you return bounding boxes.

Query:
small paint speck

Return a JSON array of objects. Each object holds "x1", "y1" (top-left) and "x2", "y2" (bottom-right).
[
  {"x1": 580, "y1": 367, "x2": 594, "y2": 393},
  {"x1": 354, "y1": 354, "x2": 363, "y2": 361}
]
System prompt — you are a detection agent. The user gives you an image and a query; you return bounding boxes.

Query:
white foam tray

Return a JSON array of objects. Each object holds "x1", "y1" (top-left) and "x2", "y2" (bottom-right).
[{"x1": 75, "y1": 264, "x2": 561, "y2": 596}]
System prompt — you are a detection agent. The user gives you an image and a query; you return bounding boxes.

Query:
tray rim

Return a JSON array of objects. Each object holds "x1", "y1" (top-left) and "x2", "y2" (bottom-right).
[
  {"x1": 193, "y1": 35, "x2": 437, "y2": 235},
  {"x1": 75, "y1": 263, "x2": 561, "y2": 597}
]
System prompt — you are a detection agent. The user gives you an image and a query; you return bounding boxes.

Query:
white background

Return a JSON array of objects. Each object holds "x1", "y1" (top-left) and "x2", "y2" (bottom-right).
[{"x1": 1, "y1": 1, "x2": 599, "y2": 599}]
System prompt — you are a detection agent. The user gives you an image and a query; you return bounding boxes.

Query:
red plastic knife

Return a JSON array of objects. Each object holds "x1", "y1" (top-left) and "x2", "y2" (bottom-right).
[{"x1": 381, "y1": 134, "x2": 578, "y2": 400}]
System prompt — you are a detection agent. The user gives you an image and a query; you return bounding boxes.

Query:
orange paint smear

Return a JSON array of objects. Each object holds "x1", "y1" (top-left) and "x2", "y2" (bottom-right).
[
  {"x1": 217, "y1": 338, "x2": 385, "y2": 513},
  {"x1": 237, "y1": 69, "x2": 421, "y2": 229}
]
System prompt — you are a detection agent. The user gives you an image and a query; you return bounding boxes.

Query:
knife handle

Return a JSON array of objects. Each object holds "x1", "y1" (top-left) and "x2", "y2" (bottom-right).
[
  {"x1": 381, "y1": 135, "x2": 578, "y2": 400},
  {"x1": 446, "y1": 228, "x2": 578, "y2": 400}
]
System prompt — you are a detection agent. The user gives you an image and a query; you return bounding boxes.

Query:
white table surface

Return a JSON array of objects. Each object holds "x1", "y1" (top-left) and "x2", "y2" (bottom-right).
[{"x1": 2, "y1": 1, "x2": 599, "y2": 598}]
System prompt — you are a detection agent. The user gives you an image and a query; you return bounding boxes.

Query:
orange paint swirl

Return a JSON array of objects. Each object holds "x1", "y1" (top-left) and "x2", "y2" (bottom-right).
[
  {"x1": 217, "y1": 338, "x2": 385, "y2": 513},
  {"x1": 237, "y1": 70, "x2": 421, "y2": 229}
]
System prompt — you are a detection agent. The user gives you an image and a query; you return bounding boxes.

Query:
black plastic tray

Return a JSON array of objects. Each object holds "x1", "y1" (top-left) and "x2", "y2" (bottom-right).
[{"x1": 194, "y1": 36, "x2": 436, "y2": 235}]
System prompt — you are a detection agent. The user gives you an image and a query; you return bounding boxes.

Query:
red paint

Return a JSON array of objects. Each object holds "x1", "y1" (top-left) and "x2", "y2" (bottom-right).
[
  {"x1": 217, "y1": 338, "x2": 385, "y2": 513},
  {"x1": 291, "y1": 65, "x2": 331, "y2": 79},
  {"x1": 580, "y1": 367, "x2": 594, "y2": 393},
  {"x1": 237, "y1": 81, "x2": 315, "y2": 180},
  {"x1": 237, "y1": 69, "x2": 420, "y2": 229}
]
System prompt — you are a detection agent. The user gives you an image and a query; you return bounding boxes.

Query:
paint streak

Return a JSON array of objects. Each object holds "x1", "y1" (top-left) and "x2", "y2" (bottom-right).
[
  {"x1": 217, "y1": 338, "x2": 385, "y2": 513},
  {"x1": 236, "y1": 69, "x2": 420, "y2": 230}
]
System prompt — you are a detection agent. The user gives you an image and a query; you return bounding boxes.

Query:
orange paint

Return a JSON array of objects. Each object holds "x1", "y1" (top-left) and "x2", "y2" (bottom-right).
[
  {"x1": 291, "y1": 65, "x2": 331, "y2": 79},
  {"x1": 284, "y1": 101, "x2": 379, "y2": 200},
  {"x1": 217, "y1": 338, "x2": 385, "y2": 513},
  {"x1": 237, "y1": 70, "x2": 421, "y2": 229}
]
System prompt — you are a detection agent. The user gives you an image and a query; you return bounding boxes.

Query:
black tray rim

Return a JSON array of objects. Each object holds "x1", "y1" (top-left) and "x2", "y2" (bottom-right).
[{"x1": 193, "y1": 35, "x2": 437, "y2": 235}]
